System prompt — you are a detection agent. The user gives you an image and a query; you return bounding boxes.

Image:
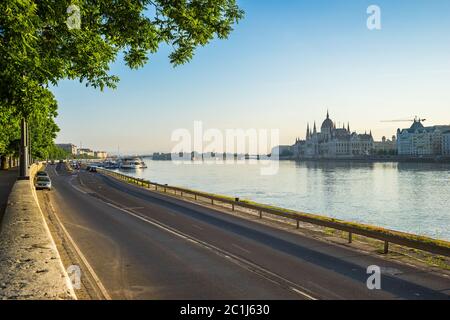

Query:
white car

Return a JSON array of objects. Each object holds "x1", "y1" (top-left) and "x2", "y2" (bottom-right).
[{"x1": 35, "y1": 176, "x2": 52, "y2": 190}]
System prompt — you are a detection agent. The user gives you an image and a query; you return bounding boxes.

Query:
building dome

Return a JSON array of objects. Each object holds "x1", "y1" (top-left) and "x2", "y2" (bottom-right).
[{"x1": 321, "y1": 110, "x2": 333, "y2": 131}]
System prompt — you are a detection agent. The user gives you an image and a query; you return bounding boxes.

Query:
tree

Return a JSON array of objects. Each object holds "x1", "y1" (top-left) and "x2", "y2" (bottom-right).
[
  {"x1": 0, "y1": 92, "x2": 60, "y2": 168},
  {"x1": 0, "y1": 0, "x2": 244, "y2": 177},
  {"x1": 0, "y1": 106, "x2": 20, "y2": 169}
]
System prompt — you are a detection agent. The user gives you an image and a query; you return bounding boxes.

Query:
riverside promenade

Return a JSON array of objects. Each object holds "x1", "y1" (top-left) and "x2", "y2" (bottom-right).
[{"x1": 0, "y1": 165, "x2": 75, "y2": 300}]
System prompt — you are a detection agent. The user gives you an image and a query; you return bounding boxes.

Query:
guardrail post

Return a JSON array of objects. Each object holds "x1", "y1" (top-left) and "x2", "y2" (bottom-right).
[
  {"x1": 211, "y1": 199, "x2": 214, "y2": 205},
  {"x1": 296, "y1": 220, "x2": 299, "y2": 229},
  {"x1": 348, "y1": 232, "x2": 353, "y2": 243},
  {"x1": 194, "y1": 194, "x2": 197, "y2": 200},
  {"x1": 231, "y1": 204, "x2": 234, "y2": 211},
  {"x1": 384, "y1": 241, "x2": 389, "y2": 254},
  {"x1": 259, "y1": 210, "x2": 262, "y2": 219}
]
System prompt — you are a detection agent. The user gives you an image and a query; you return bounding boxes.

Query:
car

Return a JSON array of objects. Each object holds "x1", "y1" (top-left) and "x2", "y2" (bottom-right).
[
  {"x1": 88, "y1": 166, "x2": 97, "y2": 173},
  {"x1": 35, "y1": 176, "x2": 52, "y2": 190},
  {"x1": 36, "y1": 171, "x2": 49, "y2": 177}
]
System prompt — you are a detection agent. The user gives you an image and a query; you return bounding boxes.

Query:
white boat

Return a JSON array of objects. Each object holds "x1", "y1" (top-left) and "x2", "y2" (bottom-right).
[
  {"x1": 139, "y1": 160, "x2": 148, "y2": 169},
  {"x1": 120, "y1": 157, "x2": 142, "y2": 169}
]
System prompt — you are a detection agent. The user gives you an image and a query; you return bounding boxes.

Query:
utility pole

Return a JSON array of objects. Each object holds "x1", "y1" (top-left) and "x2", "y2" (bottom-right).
[{"x1": 18, "y1": 118, "x2": 29, "y2": 180}]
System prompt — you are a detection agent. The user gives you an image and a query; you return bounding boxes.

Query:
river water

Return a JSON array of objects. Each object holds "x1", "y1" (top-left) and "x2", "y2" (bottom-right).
[{"x1": 117, "y1": 159, "x2": 450, "y2": 241}]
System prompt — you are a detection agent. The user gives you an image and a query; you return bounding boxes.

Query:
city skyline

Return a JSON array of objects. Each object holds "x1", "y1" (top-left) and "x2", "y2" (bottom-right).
[{"x1": 52, "y1": 0, "x2": 450, "y2": 153}]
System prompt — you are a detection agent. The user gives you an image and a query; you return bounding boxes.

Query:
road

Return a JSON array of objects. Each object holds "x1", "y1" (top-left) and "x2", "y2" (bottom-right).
[{"x1": 37, "y1": 163, "x2": 450, "y2": 300}]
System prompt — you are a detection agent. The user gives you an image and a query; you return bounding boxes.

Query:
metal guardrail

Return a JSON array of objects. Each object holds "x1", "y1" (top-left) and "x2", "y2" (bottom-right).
[{"x1": 92, "y1": 167, "x2": 450, "y2": 258}]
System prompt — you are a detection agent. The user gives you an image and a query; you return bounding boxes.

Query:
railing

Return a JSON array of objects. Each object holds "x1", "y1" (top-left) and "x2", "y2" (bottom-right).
[{"x1": 93, "y1": 167, "x2": 450, "y2": 258}]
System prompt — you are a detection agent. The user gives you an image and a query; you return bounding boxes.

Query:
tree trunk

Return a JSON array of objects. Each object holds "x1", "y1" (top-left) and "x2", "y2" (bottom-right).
[{"x1": 0, "y1": 155, "x2": 8, "y2": 170}]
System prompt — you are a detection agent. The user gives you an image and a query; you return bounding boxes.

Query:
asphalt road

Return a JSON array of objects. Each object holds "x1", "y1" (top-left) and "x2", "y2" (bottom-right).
[{"x1": 38, "y1": 163, "x2": 450, "y2": 300}]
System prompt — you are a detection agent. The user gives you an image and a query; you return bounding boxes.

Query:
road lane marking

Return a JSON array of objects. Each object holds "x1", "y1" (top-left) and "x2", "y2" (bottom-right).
[
  {"x1": 46, "y1": 196, "x2": 112, "y2": 300},
  {"x1": 69, "y1": 176, "x2": 88, "y2": 194},
  {"x1": 31, "y1": 184, "x2": 77, "y2": 300},
  {"x1": 123, "y1": 207, "x2": 145, "y2": 210},
  {"x1": 232, "y1": 243, "x2": 251, "y2": 254},
  {"x1": 101, "y1": 200, "x2": 317, "y2": 300},
  {"x1": 192, "y1": 224, "x2": 203, "y2": 230}
]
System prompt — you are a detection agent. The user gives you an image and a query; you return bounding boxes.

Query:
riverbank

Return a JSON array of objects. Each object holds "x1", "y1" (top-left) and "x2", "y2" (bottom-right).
[{"x1": 289, "y1": 155, "x2": 450, "y2": 163}]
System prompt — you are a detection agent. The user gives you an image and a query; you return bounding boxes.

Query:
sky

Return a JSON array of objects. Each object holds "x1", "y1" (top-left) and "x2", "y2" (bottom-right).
[{"x1": 52, "y1": 0, "x2": 450, "y2": 154}]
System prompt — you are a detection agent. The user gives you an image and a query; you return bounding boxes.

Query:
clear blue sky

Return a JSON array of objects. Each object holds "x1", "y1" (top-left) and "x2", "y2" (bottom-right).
[{"x1": 52, "y1": 0, "x2": 450, "y2": 153}]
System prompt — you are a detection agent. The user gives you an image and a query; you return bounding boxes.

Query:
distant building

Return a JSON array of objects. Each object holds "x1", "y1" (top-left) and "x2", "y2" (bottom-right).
[
  {"x1": 56, "y1": 143, "x2": 77, "y2": 155},
  {"x1": 443, "y1": 131, "x2": 450, "y2": 156},
  {"x1": 397, "y1": 120, "x2": 450, "y2": 156},
  {"x1": 78, "y1": 148, "x2": 95, "y2": 157},
  {"x1": 95, "y1": 151, "x2": 108, "y2": 159},
  {"x1": 295, "y1": 111, "x2": 374, "y2": 158},
  {"x1": 374, "y1": 136, "x2": 397, "y2": 154}
]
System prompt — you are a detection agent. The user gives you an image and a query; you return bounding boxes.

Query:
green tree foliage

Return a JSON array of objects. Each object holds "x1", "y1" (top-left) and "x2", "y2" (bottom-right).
[
  {"x1": 0, "y1": 0, "x2": 243, "y2": 162},
  {"x1": 0, "y1": 85, "x2": 59, "y2": 165},
  {"x1": 1, "y1": 0, "x2": 244, "y2": 99},
  {"x1": 47, "y1": 145, "x2": 70, "y2": 160}
]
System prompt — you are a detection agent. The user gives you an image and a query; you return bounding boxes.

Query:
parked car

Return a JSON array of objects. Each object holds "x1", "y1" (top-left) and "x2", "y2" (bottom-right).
[
  {"x1": 36, "y1": 171, "x2": 49, "y2": 177},
  {"x1": 35, "y1": 176, "x2": 52, "y2": 190}
]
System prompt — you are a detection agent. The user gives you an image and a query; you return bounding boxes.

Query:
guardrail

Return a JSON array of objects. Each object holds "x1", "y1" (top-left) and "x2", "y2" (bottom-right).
[{"x1": 91, "y1": 167, "x2": 450, "y2": 258}]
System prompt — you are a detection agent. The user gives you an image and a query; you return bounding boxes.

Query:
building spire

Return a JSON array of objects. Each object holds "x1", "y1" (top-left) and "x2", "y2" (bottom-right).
[
  {"x1": 326, "y1": 109, "x2": 329, "y2": 119},
  {"x1": 347, "y1": 122, "x2": 350, "y2": 132},
  {"x1": 313, "y1": 121, "x2": 317, "y2": 134},
  {"x1": 306, "y1": 123, "x2": 310, "y2": 139}
]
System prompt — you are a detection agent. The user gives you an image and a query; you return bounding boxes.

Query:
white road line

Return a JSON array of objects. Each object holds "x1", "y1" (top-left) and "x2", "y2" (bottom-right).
[
  {"x1": 47, "y1": 197, "x2": 112, "y2": 300},
  {"x1": 32, "y1": 186, "x2": 77, "y2": 300},
  {"x1": 101, "y1": 200, "x2": 318, "y2": 300},
  {"x1": 232, "y1": 243, "x2": 251, "y2": 254},
  {"x1": 53, "y1": 165, "x2": 60, "y2": 176},
  {"x1": 290, "y1": 287, "x2": 316, "y2": 300},
  {"x1": 69, "y1": 176, "x2": 87, "y2": 194},
  {"x1": 192, "y1": 224, "x2": 203, "y2": 230}
]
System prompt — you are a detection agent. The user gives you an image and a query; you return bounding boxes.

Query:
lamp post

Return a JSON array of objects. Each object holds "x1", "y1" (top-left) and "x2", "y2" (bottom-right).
[{"x1": 18, "y1": 118, "x2": 30, "y2": 180}]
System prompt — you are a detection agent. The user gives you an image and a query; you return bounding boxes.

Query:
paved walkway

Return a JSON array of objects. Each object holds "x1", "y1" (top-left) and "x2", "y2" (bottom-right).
[{"x1": 0, "y1": 168, "x2": 17, "y2": 225}]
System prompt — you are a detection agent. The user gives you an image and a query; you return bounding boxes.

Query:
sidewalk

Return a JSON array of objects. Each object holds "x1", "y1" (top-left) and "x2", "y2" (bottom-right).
[
  {"x1": 0, "y1": 165, "x2": 75, "y2": 300},
  {"x1": 0, "y1": 168, "x2": 17, "y2": 226}
]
